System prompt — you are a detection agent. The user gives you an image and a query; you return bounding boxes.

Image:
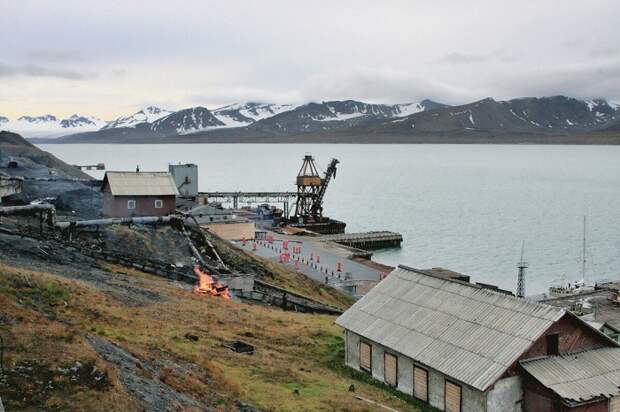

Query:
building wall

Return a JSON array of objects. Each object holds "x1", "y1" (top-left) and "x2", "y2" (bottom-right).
[
  {"x1": 344, "y1": 330, "x2": 514, "y2": 411},
  {"x1": 522, "y1": 313, "x2": 613, "y2": 360},
  {"x1": 522, "y1": 374, "x2": 608, "y2": 412},
  {"x1": 102, "y1": 191, "x2": 176, "y2": 217},
  {"x1": 487, "y1": 376, "x2": 523, "y2": 411},
  {"x1": 169, "y1": 164, "x2": 198, "y2": 197}
]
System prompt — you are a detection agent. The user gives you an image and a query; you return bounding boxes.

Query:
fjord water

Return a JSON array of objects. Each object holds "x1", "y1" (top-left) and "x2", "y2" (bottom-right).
[{"x1": 39, "y1": 143, "x2": 620, "y2": 295}]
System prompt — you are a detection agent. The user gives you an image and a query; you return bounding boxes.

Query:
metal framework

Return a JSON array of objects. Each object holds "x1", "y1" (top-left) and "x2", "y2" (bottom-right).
[
  {"x1": 292, "y1": 155, "x2": 339, "y2": 223},
  {"x1": 199, "y1": 191, "x2": 297, "y2": 216},
  {"x1": 516, "y1": 241, "x2": 528, "y2": 298}
]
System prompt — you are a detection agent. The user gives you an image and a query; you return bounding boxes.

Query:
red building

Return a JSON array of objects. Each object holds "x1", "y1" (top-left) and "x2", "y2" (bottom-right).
[{"x1": 101, "y1": 171, "x2": 178, "y2": 218}]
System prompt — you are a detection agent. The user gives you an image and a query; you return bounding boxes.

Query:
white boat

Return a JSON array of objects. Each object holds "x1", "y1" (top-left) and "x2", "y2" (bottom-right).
[
  {"x1": 548, "y1": 217, "x2": 596, "y2": 298},
  {"x1": 548, "y1": 278, "x2": 595, "y2": 297}
]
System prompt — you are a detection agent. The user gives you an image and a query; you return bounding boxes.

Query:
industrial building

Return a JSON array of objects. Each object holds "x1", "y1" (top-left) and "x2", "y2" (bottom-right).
[
  {"x1": 101, "y1": 171, "x2": 178, "y2": 217},
  {"x1": 0, "y1": 171, "x2": 22, "y2": 203},
  {"x1": 336, "y1": 265, "x2": 620, "y2": 412},
  {"x1": 169, "y1": 163, "x2": 198, "y2": 197}
]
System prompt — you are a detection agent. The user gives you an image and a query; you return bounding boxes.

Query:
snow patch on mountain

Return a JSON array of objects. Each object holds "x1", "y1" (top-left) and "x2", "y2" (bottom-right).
[
  {"x1": 102, "y1": 106, "x2": 172, "y2": 129},
  {"x1": 213, "y1": 102, "x2": 296, "y2": 127},
  {"x1": 150, "y1": 106, "x2": 225, "y2": 135},
  {"x1": 1, "y1": 114, "x2": 106, "y2": 138}
]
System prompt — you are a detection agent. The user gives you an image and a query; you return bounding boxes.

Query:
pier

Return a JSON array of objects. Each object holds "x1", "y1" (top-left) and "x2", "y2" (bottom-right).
[{"x1": 320, "y1": 231, "x2": 403, "y2": 250}]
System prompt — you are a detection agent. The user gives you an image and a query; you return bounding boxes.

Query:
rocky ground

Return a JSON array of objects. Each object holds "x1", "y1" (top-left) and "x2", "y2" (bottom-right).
[{"x1": 1, "y1": 131, "x2": 103, "y2": 218}]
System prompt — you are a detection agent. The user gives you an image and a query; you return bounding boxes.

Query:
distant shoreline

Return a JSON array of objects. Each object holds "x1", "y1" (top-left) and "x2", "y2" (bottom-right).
[{"x1": 30, "y1": 133, "x2": 620, "y2": 145}]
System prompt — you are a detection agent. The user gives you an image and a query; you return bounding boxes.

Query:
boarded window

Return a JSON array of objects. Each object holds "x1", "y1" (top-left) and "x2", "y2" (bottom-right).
[
  {"x1": 154, "y1": 199, "x2": 163, "y2": 209},
  {"x1": 610, "y1": 395, "x2": 620, "y2": 412},
  {"x1": 359, "y1": 341, "x2": 372, "y2": 372},
  {"x1": 127, "y1": 200, "x2": 136, "y2": 209},
  {"x1": 445, "y1": 380, "x2": 461, "y2": 412},
  {"x1": 546, "y1": 333, "x2": 559, "y2": 355},
  {"x1": 384, "y1": 353, "x2": 397, "y2": 387},
  {"x1": 414, "y1": 366, "x2": 428, "y2": 402}
]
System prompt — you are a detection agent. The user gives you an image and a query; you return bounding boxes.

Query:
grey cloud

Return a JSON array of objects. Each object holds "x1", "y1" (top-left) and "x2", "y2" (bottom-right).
[
  {"x1": 434, "y1": 51, "x2": 506, "y2": 65},
  {"x1": 0, "y1": 63, "x2": 88, "y2": 80},
  {"x1": 26, "y1": 49, "x2": 85, "y2": 62}
]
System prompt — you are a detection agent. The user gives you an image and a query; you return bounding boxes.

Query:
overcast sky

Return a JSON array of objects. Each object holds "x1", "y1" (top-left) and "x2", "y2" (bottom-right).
[{"x1": 1, "y1": 0, "x2": 619, "y2": 119}]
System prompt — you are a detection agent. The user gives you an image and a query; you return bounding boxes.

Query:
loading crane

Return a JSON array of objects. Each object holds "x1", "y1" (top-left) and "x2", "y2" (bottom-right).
[{"x1": 292, "y1": 154, "x2": 339, "y2": 223}]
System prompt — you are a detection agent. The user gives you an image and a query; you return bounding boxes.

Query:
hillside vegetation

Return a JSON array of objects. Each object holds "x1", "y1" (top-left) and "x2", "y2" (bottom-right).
[{"x1": 0, "y1": 258, "x2": 427, "y2": 411}]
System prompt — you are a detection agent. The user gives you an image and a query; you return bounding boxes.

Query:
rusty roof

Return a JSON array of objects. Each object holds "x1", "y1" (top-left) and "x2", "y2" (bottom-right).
[
  {"x1": 103, "y1": 171, "x2": 179, "y2": 196},
  {"x1": 521, "y1": 347, "x2": 620, "y2": 404},
  {"x1": 335, "y1": 265, "x2": 565, "y2": 391}
]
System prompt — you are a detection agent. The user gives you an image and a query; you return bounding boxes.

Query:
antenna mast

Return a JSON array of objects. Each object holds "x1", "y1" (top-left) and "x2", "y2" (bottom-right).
[
  {"x1": 582, "y1": 216, "x2": 587, "y2": 281},
  {"x1": 516, "y1": 241, "x2": 528, "y2": 298}
]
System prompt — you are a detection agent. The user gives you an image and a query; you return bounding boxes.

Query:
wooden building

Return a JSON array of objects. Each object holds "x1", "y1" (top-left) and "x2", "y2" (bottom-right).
[
  {"x1": 101, "y1": 171, "x2": 178, "y2": 218},
  {"x1": 336, "y1": 265, "x2": 620, "y2": 412}
]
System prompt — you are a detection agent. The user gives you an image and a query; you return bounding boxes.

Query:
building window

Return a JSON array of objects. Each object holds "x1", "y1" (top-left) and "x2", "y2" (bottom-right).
[
  {"x1": 384, "y1": 353, "x2": 398, "y2": 387},
  {"x1": 546, "y1": 333, "x2": 559, "y2": 355},
  {"x1": 414, "y1": 366, "x2": 428, "y2": 402},
  {"x1": 445, "y1": 380, "x2": 462, "y2": 412},
  {"x1": 127, "y1": 200, "x2": 136, "y2": 209},
  {"x1": 359, "y1": 341, "x2": 372, "y2": 373},
  {"x1": 154, "y1": 199, "x2": 163, "y2": 209}
]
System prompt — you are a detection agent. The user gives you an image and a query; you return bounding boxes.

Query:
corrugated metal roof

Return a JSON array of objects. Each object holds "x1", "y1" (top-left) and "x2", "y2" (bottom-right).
[
  {"x1": 335, "y1": 265, "x2": 565, "y2": 391},
  {"x1": 103, "y1": 172, "x2": 179, "y2": 196},
  {"x1": 521, "y1": 347, "x2": 620, "y2": 403}
]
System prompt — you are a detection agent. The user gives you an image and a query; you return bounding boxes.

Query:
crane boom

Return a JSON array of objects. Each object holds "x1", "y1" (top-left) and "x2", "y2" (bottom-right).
[{"x1": 311, "y1": 158, "x2": 339, "y2": 217}]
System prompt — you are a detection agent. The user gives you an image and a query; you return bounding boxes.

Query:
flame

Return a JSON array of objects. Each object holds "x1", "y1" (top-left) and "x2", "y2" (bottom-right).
[{"x1": 193, "y1": 266, "x2": 230, "y2": 299}]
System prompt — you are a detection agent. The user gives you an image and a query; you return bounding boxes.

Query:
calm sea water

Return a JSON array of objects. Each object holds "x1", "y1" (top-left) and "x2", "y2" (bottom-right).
[{"x1": 39, "y1": 143, "x2": 620, "y2": 295}]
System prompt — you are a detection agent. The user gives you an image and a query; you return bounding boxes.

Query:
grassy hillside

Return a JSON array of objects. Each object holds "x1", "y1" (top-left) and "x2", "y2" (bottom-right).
[{"x1": 0, "y1": 260, "x2": 429, "y2": 411}]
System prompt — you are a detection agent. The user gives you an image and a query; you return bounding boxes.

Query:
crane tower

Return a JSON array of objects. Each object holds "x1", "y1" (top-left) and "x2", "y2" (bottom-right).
[{"x1": 293, "y1": 154, "x2": 339, "y2": 223}]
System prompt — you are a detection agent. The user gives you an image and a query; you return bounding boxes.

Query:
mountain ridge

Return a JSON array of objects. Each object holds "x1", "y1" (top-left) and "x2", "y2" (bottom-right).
[{"x1": 10, "y1": 95, "x2": 620, "y2": 144}]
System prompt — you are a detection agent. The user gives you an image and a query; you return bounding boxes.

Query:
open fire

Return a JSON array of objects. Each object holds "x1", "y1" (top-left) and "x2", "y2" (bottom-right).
[{"x1": 192, "y1": 266, "x2": 230, "y2": 299}]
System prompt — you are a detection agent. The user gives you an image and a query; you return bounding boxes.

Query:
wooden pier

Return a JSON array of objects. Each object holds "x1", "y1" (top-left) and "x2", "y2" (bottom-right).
[{"x1": 321, "y1": 231, "x2": 403, "y2": 250}]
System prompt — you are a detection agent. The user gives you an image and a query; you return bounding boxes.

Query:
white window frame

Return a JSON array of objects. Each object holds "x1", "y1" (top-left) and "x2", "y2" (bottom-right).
[
  {"x1": 154, "y1": 199, "x2": 163, "y2": 209},
  {"x1": 127, "y1": 200, "x2": 136, "y2": 210}
]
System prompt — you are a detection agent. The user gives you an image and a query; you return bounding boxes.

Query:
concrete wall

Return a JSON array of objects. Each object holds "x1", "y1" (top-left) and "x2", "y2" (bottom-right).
[
  {"x1": 169, "y1": 164, "x2": 198, "y2": 197},
  {"x1": 487, "y1": 376, "x2": 523, "y2": 412},
  {"x1": 344, "y1": 330, "x2": 493, "y2": 411}
]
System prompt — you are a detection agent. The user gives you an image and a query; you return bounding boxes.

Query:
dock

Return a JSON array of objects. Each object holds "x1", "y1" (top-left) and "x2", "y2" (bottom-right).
[{"x1": 320, "y1": 231, "x2": 403, "y2": 250}]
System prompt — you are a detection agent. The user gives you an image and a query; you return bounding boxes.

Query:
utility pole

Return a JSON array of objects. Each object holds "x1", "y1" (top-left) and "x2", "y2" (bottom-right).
[{"x1": 516, "y1": 241, "x2": 528, "y2": 298}]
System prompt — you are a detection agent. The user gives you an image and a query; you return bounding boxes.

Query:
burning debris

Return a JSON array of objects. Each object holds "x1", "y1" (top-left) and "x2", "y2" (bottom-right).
[{"x1": 192, "y1": 266, "x2": 230, "y2": 299}]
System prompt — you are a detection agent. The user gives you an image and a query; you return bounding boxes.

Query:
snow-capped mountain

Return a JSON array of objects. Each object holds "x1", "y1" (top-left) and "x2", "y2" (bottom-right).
[
  {"x1": 375, "y1": 96, "x2": 619, "y2": 134},
  {"x1": 102, "y1": 106, "x2": 173, "y2": 130},
  {"x1": 247, "y1": 99, "x2": 449, "y2": 134},
  {"x1": 15, "y1": 96, "x2": 620, "y2": 143},
  {"x1": 150, "y1": 106, "x2": 225, "y2": 135},
  {"x1": 1, "y1": 114, "x2": 106, "y2": 138},
  {"x1": 212, "y1": 102, "x2": 296, "y2": 127}
]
